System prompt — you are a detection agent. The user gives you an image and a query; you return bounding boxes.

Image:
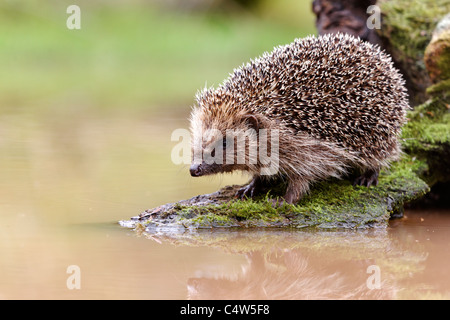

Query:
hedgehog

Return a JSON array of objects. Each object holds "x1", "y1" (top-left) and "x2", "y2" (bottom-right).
[{"x1": 189, "y1": 33, "x2": 409, "y2": 205}]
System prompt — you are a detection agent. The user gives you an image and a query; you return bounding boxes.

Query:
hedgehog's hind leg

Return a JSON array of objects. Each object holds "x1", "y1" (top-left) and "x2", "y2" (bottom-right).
[
  {"x1": 283, "y1": 177, "x2": 311, "y2": 204},
  {"x1": 353, "y1": 168, "x2": 380, "y2": 187}
]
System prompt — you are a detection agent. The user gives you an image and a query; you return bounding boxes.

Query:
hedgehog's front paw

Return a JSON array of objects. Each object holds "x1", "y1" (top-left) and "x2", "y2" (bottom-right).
[
  {"x1": 236, "y1": 183, "x2": 257, "y2": 200},
  {"x1": 235, "y1": 177, "x2": 262, "y2": 200}
]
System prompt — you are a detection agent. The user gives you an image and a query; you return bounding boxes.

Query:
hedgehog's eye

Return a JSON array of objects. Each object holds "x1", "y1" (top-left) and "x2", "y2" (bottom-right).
[{"x1": 211, "y1": 149, "x2": 215, "y2": 157}]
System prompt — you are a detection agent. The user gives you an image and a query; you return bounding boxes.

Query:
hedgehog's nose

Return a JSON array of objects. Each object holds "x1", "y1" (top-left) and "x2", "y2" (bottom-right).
[{"x1": 190, "y1": 164, "x2": 202, "y2": 177}]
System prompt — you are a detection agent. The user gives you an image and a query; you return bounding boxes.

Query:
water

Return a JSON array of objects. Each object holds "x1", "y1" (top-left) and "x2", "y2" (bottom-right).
[{"x1": 0, "y1": 112, "x2": 449, "y2": 299}]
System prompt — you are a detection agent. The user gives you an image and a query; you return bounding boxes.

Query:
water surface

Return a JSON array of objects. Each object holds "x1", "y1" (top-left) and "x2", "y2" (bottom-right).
[{"x1": 0, "y1": 113, "x2": 448, "y2": 299}]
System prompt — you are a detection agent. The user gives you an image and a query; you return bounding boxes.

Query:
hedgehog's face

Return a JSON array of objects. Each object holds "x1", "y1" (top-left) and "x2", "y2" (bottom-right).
[
  {"x1": 189, "y1": 113, "x2": 261, "y2": 177},
  {"x1": 190, "y1": 129, "x2": 232, "y2": 177}
]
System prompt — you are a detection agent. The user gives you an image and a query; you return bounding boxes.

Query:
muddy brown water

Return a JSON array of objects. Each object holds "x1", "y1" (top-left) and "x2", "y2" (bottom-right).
[{"x1": 0, "y1": 113, "x2": 448, "y2": 299}]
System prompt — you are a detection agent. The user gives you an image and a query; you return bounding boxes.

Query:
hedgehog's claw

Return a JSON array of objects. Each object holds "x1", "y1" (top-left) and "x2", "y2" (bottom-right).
[
  {"x1": 236, "y1": 183, "x2": 255, "y2": 200},
  {"x1": 353, "y1": 168, "x2": 379, "y2": 187},
  {"x1": 236, "y1": 185, "x2": 248, "y2": 199}
]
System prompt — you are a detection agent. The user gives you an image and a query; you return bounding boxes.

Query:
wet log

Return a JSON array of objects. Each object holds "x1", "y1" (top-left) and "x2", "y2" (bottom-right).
[{"x1": 120, "y1": 155, "x2": 428, "y2": 232}]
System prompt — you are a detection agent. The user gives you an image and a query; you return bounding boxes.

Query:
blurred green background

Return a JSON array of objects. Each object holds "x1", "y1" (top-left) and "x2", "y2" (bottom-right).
[
  {"x1": 1, "y1": 0, "x2": 315, "y2": 115},
  {"x1": 0, "y1": 0, "x2": 316, "y2": 226}
]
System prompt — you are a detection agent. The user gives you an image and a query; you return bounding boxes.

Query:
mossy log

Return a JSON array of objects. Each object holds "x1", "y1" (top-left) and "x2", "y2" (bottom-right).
[
  {"x1": 120, "y1": 155, "x2": 428, "y2": 231},
  {"x1": 120, "y1": 0, "x2": 448, "y2": 232}
]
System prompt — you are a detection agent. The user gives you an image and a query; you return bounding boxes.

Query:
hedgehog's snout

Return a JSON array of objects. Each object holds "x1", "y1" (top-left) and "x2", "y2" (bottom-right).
[{"x1": 190, "y1": 163, "x2": 203, "y2": 177}]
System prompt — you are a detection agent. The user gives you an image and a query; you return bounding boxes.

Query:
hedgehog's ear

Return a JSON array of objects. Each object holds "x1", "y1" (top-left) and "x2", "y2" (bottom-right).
[{"x1": 244, "y1": 115, "x2": 259, "y2": 131}]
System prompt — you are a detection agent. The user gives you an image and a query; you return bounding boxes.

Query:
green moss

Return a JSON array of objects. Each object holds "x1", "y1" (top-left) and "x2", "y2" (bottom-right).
[
  {"x1": 401, "y1": 90, "x2": 450, "y2": 185},
  {"x1": 176, "y1": 197, "x2": 291, "y2": 228},
  {"x1": 427, "y1": 79, "x2": 450, "y2": 95},
  {"x1": 379, "y1": 0, "x2": 449, "y2": 63},
  {"x1": 377, "y1": 0, "x2": 450, "y2": 104},
  {"x1": 189, "y1": 211, "x2": 237, "y2": 228},
  {"x1": 402, "y1": 99, "x2": 449, "y2": 148},
  {"x1": 378, "y1": 0, "x2": 445, "y2": 66}
]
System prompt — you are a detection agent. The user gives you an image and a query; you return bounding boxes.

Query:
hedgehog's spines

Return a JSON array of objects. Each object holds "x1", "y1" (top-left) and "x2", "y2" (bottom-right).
[{"x1": 190, "y1": 33, "x2": 410, "y2": 204}]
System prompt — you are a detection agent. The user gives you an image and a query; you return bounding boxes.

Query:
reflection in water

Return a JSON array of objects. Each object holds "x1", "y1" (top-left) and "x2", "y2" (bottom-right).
[
  {"x1": 142, "y1": 211, "x2": 450, "y2": 299},
  {"x1": 187, "y1": 250, "x2": 396, "y2": 300}
]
